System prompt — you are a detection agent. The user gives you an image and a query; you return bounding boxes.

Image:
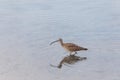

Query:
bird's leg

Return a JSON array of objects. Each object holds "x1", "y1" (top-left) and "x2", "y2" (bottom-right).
[
  {"x1": 75, "y1": 52, "x2": 77, "y2": 54},
  {"x1": 72, "y1": 52, "x2": 77, "y2": 56}
]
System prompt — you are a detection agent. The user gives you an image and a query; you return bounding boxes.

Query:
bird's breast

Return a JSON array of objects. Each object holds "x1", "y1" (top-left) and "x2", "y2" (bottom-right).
[{"x1": 63, "y1": 46, "x2": 73, "y2": 52}]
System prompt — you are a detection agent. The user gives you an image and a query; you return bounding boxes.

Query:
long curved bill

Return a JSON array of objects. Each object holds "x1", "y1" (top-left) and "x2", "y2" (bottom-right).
[{"x1": 50, "y1": 40, "x2": 59, "y2": 45}]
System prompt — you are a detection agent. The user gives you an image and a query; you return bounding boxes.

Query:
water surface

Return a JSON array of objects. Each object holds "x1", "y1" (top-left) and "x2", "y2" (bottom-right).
[{"x1": 0, "y1": 0, "x2": 120, "y2": 80}]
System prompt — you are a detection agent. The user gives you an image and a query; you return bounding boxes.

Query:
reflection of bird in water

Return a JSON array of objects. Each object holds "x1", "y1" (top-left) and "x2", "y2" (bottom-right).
[
  {"x1": 50, "y1": 55, "x2": 87, "y2": 69},
  {"x1": 58, "y1": 55, "x2": 87, "y2": 68},
  {"x1": 50, "y1": 38, "x2": 88, "y2": 55}
]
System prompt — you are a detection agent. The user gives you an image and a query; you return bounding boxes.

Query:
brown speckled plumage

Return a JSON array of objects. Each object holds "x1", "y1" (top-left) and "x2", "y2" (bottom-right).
[
  {"x1": 62, "y1": 43, "x2": 87, "y2": 52},
  {"x1": 50, "y1": 38, "x2": 88, "y2": 55}
]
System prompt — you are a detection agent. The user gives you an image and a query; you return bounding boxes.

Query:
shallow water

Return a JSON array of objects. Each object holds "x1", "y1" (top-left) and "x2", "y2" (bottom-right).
[{"x1": 0, "y1": 0, "x2": 120, "y2": 80}]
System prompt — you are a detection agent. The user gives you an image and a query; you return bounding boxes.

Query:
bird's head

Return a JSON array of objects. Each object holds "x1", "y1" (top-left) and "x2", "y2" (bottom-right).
[{"x1": 58, "y1": 38, "x2": 62, "y2": 42}]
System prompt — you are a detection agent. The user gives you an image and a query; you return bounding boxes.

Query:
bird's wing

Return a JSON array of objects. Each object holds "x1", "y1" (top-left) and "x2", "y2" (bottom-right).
[{"x1": 64, "y1": 43, "x2": 82, "y2": 51}]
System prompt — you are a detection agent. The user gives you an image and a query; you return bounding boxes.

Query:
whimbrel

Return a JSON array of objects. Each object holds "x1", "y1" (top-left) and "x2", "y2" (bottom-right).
[{"x1": 50, "y1": 38, "x2": 88, "y2": 55}]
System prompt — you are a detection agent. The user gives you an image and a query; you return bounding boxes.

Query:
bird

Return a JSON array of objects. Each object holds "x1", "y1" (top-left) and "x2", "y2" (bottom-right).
[{"x1": 50, "y1": 38, "x2": 88, "y2": 55}]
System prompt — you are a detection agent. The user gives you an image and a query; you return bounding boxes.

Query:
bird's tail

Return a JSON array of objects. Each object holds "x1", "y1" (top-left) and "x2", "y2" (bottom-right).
[{"x1": 83, "y1": 48, "x2": 88, "y2": 50}]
